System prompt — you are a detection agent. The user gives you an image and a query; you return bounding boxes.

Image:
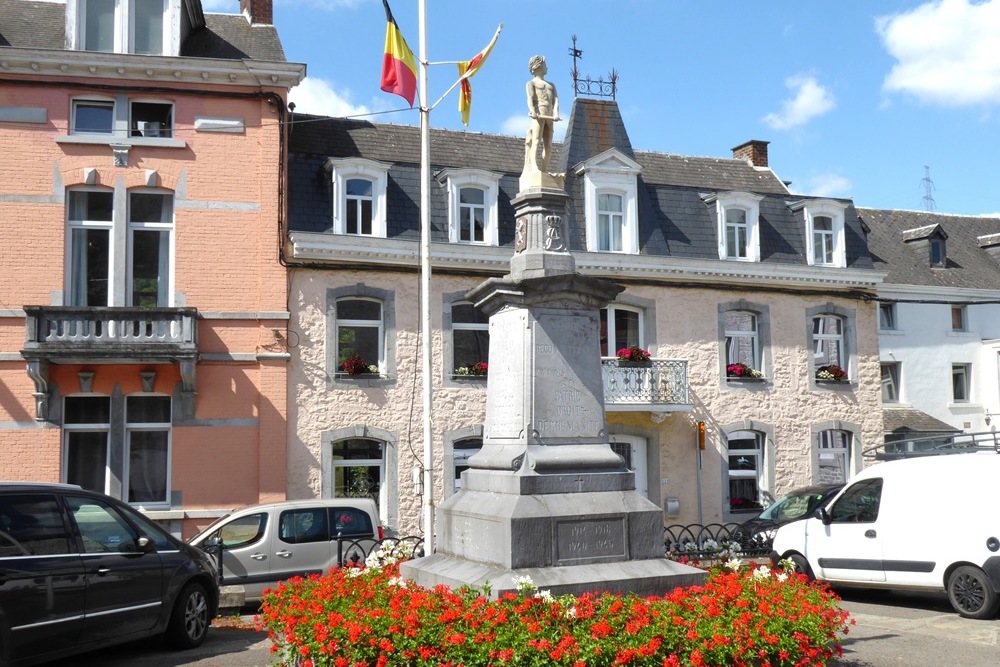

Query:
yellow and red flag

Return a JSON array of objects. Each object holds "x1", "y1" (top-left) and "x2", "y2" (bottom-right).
[
  {"x1": 457, "y1": 24, "x2": 502, "y2": 126},
  {"x1": 380, "y1": 0, "x2": 417, "y2": 107}
]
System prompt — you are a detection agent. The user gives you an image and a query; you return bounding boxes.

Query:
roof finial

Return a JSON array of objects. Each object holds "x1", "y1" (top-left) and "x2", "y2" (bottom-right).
[{"x1": 568, "y1": 36, "x2": 618, "y2": 99}]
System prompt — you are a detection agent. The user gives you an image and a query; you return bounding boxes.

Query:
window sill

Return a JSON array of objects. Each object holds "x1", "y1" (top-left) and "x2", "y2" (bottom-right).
[
  {"x1": 451, "y1": 374, "x2": 488, "y2": 380},
  {"x1": 56, "y1": 134, "x2": 186, "y2": 149},
  {"x1": 335, "y1": 373, "x2": 386, "y2": 380},
  {"x1": 725, "y1": 375, "x2": 766, "y2": 383},
  {"x1": 815, "y1": 378, "x2": 852, "y2": 386}
]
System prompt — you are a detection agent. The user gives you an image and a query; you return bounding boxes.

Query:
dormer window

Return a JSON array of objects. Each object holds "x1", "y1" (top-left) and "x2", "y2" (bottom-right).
[
  {"x1": 930, "y1": 238, "x2": 946, "y2": 267},
  {"x1": 72, "y1": 0, "x2": 169, "y2": 56},
  {"x1": 326, "y1": 158, "x2": 391, "y2": 238},
  {"x1": 792, "y1": 199, "x2": 848, "y2": 268},
  {"x1": 437, "y1": 169, "x2": 501, "y2": 245},
  {"x1": 902, "y1": 223, "x2": 948, "y2": 269},
  {"x1": 705, "y1": 192, "x2": 763, "y2": 262},
  {"x1": 575, "y1": 149, "x2": 642, "y2": 254}
]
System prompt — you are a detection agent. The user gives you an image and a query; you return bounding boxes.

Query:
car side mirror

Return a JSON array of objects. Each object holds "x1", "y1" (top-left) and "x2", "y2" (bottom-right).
[
  {"x1": 136, "y1": 535, "x2": 156, "y2": 553},
  {"x1": 818, "y1": 508, "x2": 832, "y2": 525}
]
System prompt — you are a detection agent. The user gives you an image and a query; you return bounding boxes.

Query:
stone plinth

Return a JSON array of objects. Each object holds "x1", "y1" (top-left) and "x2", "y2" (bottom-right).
[{"x1": 401, "y1": 184, "x2": 706, "y2": 598}]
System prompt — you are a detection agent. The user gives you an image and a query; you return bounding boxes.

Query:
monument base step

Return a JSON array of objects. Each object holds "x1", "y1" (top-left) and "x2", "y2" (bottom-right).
[{"x1": 400, "y1": 553, "x2": 706, "y2": 599}]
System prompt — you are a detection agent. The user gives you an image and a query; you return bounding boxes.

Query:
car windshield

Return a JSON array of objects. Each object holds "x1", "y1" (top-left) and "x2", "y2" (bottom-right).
[{"x1": 758, "y1": 492, "x2": 822, "y2": 522}]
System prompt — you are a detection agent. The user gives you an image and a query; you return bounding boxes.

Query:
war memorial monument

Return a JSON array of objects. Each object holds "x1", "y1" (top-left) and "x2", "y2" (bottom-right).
[{"x1": 401, "y1": 56, "x2": 706, "y2": 596}]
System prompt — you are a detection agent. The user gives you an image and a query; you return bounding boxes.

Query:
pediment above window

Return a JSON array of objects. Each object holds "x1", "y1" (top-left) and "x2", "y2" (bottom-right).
[{"x1": 573, "y1": 148, "x2": 643, "y2": 177}]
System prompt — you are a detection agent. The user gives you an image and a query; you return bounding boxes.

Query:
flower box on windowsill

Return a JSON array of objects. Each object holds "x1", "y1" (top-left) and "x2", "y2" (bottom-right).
[
  {"x1": 726, "y1": 375, "x2": 767, "y2": 383},
  {"x1": 815, "y1": 378, "x2": 852, "y2": 386},
  {"x1": 335, "y1": 372, "x2": 385, "y2": 380},
  {"x1": 450, "y1": 373, "x2": 487, "y2": 381}
]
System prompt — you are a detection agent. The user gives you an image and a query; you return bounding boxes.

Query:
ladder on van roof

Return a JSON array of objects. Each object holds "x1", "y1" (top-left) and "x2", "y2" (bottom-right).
[{"x1": 864, "y1": 430, "x2": 1000, "y2": 461}]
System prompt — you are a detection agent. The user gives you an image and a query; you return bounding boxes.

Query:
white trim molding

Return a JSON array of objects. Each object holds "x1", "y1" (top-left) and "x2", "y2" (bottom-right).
[
  {"x1": 574, "y1": 148, "x2": 642, "y2": 254},
  {"x1": 791, "y1": 198, "x2": 849, "y2": 269},
  {"x1": 704, "y1": 191, "x2": 764, "y2": 262},
  {"x1": 325, "y1": 157, "x2": 391, "y2": 238},
  {"x1": 436, "y1": 168, "x2": 501, "y2": 246}
]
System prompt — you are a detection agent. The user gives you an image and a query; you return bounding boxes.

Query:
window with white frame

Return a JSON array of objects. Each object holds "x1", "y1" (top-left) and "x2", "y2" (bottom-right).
[
  {"x1": 64, "y1": 393, "x2": 171, "y2": 506},
  {"x1": 817, "y1": 430, "x2": 851, "y2": 484},
  {"x1": 335, "y1": 298, "x2": 383, "y2": 374},
  {"x1": 952, "y1": 364, "x2": 970, "y2": 402},
  {"x1": 451, "y1": 302, "x2": 489, "y2": 374},
  {"x1": 329, "y1": 439, "x2": 384, "y2": 507},
  {"x1": 812, "y1": 314, "x2": 845, "y2": 377},
  {"x1": 600, "y1": 305, "x2": 642, "y2": 357},
  {"x1": 799, "y1": 199, "x2": 848, "y2": 268},
  {"x1": 879, "y1": 303, "x2": 897, "y2": 331},
  {"x1": 577, "y1": 149, "x2": 642, "y2": 254},
  {"x1": 597, "y1": 192, "x2": 625, "y2": 252},
  {"x1": 723, "y1": 311, "x2": 760, "y2": 375},
  {"x1": 726, "y1": 430, "x2": 765, "y2": 513},
  {"x1": 438, "y1": 169, "x2": 501, "y2": 245},
  {"x1": 707, "y1": 192, "x2": 763, "y2": 262},
  {"x1": 881, "y1": 362, "x2": 900, "y2": 403},
  {"x1": 67, "y1": 187, "x2": 174, "y2": 307},
  {"x1": 327, "y1": 158, "x2": 390, "y2": 238},
  {"x1": 74, "y1": 0, "x2": 168, "y2": 55},
  {"x1": 71, "y1": 95, "x2": 174, "y2": 139}
]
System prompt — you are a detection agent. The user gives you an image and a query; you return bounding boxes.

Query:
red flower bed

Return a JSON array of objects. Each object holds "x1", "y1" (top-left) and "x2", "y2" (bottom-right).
[{"x1": 258, "y1": 558, "x2": 852, "y2": 667}]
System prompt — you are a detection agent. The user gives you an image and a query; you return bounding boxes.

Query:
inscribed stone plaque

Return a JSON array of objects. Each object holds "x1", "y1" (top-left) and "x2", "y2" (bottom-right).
[
  {"x1": 484, "y1": 310, "x2": 526, "y2": 440},
  {"x1": 554, "y1": 518, "x2": 627, "y2": 564},
  {"x1": 531, "y1": 312, "x2": 605, "y2": 441}
]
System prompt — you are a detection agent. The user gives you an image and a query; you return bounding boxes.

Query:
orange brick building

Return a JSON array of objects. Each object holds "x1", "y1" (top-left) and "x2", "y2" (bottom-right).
[{"x1": 0, "y1": 0, "x2": 303, "y2": 536}]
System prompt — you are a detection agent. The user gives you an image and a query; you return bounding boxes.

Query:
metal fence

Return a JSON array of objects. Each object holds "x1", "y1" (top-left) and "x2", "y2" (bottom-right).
[{"x1": 664, "y1": 522, "x2": 776, "y2": 561}]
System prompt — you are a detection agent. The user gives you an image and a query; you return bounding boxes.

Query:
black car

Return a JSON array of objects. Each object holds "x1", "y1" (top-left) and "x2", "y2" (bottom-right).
[
  {"x1": 741, "y1": 484, "x2": 843, "y2": 537},
  {"x1": 0, "y1": 483, "x2": 218, "y2": 667}
]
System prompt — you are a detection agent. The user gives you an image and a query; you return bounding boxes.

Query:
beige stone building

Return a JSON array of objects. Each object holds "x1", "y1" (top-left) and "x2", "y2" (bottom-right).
[{"x1": 282, "y1": 98, "x2": 883, "y2": 536}]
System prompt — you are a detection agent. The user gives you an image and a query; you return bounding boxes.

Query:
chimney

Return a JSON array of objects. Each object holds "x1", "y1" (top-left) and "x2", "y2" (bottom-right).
[
  {"x1": 732, "y1": 140, "x2": 769, "y2": 168},
  {"x1": 240, "y1": 0, "x2": 273, "y2": 25}
]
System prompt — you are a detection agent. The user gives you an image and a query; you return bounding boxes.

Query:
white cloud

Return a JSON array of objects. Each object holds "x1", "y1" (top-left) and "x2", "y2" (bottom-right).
[
  {"x1": 288, "y1": 77, "x2": 371, "y2": 117},
  {"x1": 763, "y1": 74, "x2": 835, "y2": 130},
  {"x1": 798, "y1": 173, "x2": 853, "y2": 198},
  {"x1": 499, "y1": 114, "x2": 567, "y2": 142},
  {"x1": 877, "y1": 0, "x2": 1000, "y2": 105}
]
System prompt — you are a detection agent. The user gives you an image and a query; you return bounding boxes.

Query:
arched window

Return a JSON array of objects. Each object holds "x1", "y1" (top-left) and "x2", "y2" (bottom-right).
[
  {"x1": 817, "y1": 430, "x2": 851, "y2": 485},
  {"x1": 597, "y1": 192, "x2": 624, "y2": 252},
  {"x1": 725, "y1": 208, "x2": 749, "y2": 259},
  {"x1": 335, "y1": 298, "x2": 383, "y2": 374},
  {"x1": 329, "y1": 439, "x2": 384, "y2": 507},
  {"x1": 723, "y1": 311, "x2": 759, "y2": 373},
  {"x1": 726, "y1": 430, "x2": 765, "y2": 514},
  {"x1": 600, "y1": 305, "x2": 642, "y2": 357},
  {"x1": 345, "y1": 178, "x2": 374, "y2": 236}
]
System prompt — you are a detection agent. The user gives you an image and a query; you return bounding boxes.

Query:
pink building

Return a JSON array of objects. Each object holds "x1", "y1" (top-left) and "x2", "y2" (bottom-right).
[{"x1": 0, "y1": 0, "x2": 304, "y2": 536}]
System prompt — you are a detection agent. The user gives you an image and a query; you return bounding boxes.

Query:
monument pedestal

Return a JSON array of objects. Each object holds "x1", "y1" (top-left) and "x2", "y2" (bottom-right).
[{"x1": 402, "y1": 185, "x2": 705, "y2": 597}]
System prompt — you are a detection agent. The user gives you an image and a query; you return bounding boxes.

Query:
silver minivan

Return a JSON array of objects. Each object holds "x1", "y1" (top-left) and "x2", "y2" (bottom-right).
[{"x1": 188, "y1": 498, "x2": 382, "y2": 603}]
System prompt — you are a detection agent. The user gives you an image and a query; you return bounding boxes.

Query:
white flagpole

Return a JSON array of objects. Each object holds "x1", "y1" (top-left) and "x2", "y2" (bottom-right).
[{"x1": 417, "y1": 0, "x2": 434, "y2": 553}]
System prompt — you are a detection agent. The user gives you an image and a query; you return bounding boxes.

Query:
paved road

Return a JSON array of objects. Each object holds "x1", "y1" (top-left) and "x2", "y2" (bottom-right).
[
  {"x1": 45, "y1": 589, "x2": 1000, "y2": 666},
  {"x1": 832, "y1": 588, "x2": 1000, "y2": 667}
]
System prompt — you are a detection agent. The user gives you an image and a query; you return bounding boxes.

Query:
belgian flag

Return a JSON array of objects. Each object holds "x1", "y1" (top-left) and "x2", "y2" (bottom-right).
[{"x1": 380, "y1": 0, "x2": 418, "y2": 107}]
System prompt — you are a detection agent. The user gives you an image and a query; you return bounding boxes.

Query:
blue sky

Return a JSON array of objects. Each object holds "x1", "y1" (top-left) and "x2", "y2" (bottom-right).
[{"x1": 207, "y1": 0, "x2": 1000, "y2": 215}]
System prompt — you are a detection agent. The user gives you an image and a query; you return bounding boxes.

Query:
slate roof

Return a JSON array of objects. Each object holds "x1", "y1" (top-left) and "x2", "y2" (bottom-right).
[
  {"x1": 883, "y1": 408, "x2": 960, "y2": 435},
  {"x1": 860, "y1": 208, "x2": 1000, "y2": 289},
  {"x1": 0, "y1": 0, "x2": 286, "y2": 61},
  {"x1": 288, "y1": 99, "x2": 874, "y2": 270}
]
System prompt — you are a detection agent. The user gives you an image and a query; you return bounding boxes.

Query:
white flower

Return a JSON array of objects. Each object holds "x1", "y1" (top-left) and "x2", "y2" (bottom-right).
[
  {"x1": 513, "y1": 575, "x2": 536, "y2": 593},
  {"x1": 364, "y1": 541, "x2": 415, "y2": 570},
  {"x1": 725, "y1": 557, "x2": 743, "y2": 572},
  {"x1": 776, "y1": 572, "x2": 789, "y2": 583},
  {"x1": 344, "y1": 567, "x2": 364, "y2": 578},
  {"x1": 702, "y1": 538, "x2": 720, "y2": 552},
  {"x1": 752, "y1": 565, "x2": 771, "y2": 580},
  {"x1": 534, "y1": 589, "x2": 554, "y2": 603},
  {"x1": 565, "y1": 606, "x2": 578, "y2": 618}
]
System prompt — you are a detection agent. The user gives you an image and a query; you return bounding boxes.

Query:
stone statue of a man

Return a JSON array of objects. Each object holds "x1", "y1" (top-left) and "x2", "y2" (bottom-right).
[{"x1": 524, "y1": 55, "x2": 559, "y2": 174}]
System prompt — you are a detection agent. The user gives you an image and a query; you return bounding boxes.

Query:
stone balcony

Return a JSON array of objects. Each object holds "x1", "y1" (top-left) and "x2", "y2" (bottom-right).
[
  {"x1": 601, "y1": 357, "x2": 692, "y2": 415},
  {"x1": 20, "y1": 306, "x2": 199, "y2": 421}
]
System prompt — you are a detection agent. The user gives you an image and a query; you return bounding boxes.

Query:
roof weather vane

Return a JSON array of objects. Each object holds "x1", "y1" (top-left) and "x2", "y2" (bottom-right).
[{"x1": 568, "y1": 35, "x2": 618, "y2": 99}]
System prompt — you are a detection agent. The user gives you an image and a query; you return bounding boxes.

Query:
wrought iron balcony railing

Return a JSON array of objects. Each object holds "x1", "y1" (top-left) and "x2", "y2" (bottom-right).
[
  {"x1": 601, "y1": 358, "x2": 690, "y2": 409},
  {"x1": 22, "y1": 306, "x2": 198, "y2": 361}
]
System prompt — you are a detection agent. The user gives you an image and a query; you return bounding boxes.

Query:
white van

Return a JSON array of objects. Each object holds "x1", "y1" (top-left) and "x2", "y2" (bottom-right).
[
  {"x1": 771, "y1": 452, "x2": 1000, "y2": 619},
  {"x1": 189, "y1": 498, "x2": 382, "y2": 603}
]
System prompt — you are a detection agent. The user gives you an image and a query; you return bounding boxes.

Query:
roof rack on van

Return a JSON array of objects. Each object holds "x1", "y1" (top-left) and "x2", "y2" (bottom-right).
[{"x1": 864, "y1": 430, "x2": 1000, "y2": 461}]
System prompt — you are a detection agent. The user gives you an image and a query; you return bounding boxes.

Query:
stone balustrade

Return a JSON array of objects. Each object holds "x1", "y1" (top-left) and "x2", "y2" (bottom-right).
[{"x1": 601, "y1": 358, "x2": 689, "y2": 408}]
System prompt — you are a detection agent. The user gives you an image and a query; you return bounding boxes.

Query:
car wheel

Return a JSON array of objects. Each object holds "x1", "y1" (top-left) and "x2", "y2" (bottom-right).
[
  {"x1": 788, "y1": 554, "x2": 815, "y2": 580},
  {"x1": 948, "y1": 565, "x2": 1000, "y2": 619},
  {"x1": 166, "y1": 582, "x2": 210, "y2": 649}
]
